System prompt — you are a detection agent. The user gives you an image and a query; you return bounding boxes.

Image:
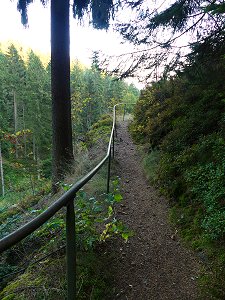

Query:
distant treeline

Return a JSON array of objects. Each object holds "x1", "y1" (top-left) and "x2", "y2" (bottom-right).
[{"x1": 0, "y1": 45, "x2": 139, "y2": 194}]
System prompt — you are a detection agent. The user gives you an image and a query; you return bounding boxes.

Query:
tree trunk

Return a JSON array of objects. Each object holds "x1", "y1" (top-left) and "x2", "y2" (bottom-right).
[
  {"x1": 51, "y1": 0, "x2": 73, "y2": 191},
  {"x1": 33, "y1": 135, "x2": 36, "y2": 161},
  {"x1": 36, "y1": 146, "x2": 41, "y2": 180},
  {"x1": 22, "y1": 103, "x2": 27, "y2": 157},
  {"x1": 0, "y1": 142, "x2": 5, "y2": 197}
]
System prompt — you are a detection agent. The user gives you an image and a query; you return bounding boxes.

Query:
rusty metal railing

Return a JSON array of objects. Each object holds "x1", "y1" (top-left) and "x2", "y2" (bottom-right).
[{"x1": 0, "y1": 103, "x2": 134, "y2": 299}]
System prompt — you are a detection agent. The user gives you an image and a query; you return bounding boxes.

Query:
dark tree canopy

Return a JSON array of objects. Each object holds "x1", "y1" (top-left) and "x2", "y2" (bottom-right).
[
  {"x1": 16, "y1": 0, "x2": 225, "y2": 81},
  {"x1": 119, "y1": 0, "x2": 225, "y2": 45},
  {"x1": 17, "y1": 0, "x2": 117, "y2": 29},
  {"x1": 73, "y1": 0, "x2": 114, "y2": 29},
  {"x1": 108, "y1": 0, "x2": 225, "y2": 81},
  {"x1": 17, "y1": 0, "x2": 47, "y2": 25},
  {"x1": 148, "y1": 0, "x2": 200, "y2": 32}
]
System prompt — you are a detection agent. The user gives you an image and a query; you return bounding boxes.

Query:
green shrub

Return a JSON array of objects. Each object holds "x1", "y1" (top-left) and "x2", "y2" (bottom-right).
[
  {"x1": 142, "y1": 150, "x2": 161, "y2": 183},
  {"x1": 85, "y1": 114, "x2": 112, "y2": 148}
]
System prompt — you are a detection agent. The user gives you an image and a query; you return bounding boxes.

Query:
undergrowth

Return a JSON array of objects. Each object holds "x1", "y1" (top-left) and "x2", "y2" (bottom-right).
[
  {"x1": 0, "y1": 177, "x2": 131, "y2": 299},
  {"x1": 0, "y1": 114, "x2": 131, "y2": 299}
]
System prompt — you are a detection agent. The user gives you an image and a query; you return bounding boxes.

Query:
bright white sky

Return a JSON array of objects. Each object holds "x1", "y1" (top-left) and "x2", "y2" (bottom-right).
[
  {"x1": 0, "y1": 0, "x2": 130, "y2": 67},
  {"x1": 0, "y1": 0, "x2": 192, "y2": 88}
]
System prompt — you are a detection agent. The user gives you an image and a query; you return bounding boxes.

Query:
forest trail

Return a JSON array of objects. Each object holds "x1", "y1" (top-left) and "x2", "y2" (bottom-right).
[{"x1": 109, "y1": 120, "x2": 200, "y2": 300}]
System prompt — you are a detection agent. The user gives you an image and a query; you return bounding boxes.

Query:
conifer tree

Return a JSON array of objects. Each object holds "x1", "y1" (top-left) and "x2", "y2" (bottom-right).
[
  {"x1": 26, "y1": 50, "x2": 51, "y2": 161},
  {"x1": 14, "y1": 0, "x2": 141, "y2": 187},
  {"x1": 5, "y1": 45, "x2": 26, "y2": 158},
  {"x1": 0, "y1": 52, "x2": 8, "y2": 132},
  {"x1": 16, "y1": 0, "x2": 120, "y2": 188}
]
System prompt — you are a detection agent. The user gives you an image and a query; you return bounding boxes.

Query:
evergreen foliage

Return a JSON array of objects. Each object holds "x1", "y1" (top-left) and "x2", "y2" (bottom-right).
[
  {"x1": 0, "y1": 44, "x2": 139, "y2": 198},
  {"x1": 114, "y1": 0, "x2": 225, "y2": 80},
  {"x1": 17, "y1": 0, "x2": 115, "y2": 29}
]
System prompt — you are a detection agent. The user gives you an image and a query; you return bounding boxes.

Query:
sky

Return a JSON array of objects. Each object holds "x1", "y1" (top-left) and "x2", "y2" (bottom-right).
[
  {"x1": 0, "y1": 0, "x2": 131, "y2": 67},
  {"x1": 0, "y1": 0, "x2": 192, "y2": 89}
]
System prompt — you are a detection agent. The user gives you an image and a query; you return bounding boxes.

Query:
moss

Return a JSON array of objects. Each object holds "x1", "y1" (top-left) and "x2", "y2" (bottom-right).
[
  {"x1": 1, "y1": 255, "x2": 66, "y2": 300},
  {"x1": 1, "y1": 235, "x2": 114, "y2": 300},
  {"x1": 0, "y1": 272, "x2": 44, "y2": 299},
  {"x1": 76, "y1": 249, "x2": 114, "y2": 300}
]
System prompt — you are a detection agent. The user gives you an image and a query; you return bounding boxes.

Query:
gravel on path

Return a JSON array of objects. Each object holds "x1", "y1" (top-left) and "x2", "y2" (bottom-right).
[{"x1": 109, "y1": 120, "x2": 200, "y2": 300}]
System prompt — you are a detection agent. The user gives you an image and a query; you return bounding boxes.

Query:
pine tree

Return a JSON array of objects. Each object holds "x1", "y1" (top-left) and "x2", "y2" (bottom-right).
[
  {"x1": 5, "y1": 45, "x2": 26, "y2": 158},
  {"x1": 26, "y1": 50, "x2": 51, "y2": 161},
  {"x1": 0, "y1": 52, "x2": 8, "y2": 132}
]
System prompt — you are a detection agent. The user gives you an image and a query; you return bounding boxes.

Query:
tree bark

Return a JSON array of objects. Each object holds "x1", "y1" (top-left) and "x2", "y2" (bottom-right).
[{"x1": 51, "y1": 0, "x2": 73, "y2": 191}]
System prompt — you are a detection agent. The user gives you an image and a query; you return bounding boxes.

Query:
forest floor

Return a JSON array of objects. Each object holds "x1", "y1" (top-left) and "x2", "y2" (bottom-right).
[{"x1": 107, "y1": 119, "x2": 201, "y2": 300}]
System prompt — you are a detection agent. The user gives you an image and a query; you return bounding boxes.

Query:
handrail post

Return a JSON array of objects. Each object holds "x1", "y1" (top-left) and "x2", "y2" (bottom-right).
[
  {"x1": 107, "y1": 147, "x2": 111, "y2": 193},
  {"x1": 66, "y1": 199, "x2": 76, "y2": 300}
]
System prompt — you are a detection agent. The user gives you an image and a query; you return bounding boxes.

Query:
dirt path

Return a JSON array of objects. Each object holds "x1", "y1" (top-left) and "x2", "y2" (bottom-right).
[{"x1": 109, "y1": 120, "x2": 200, "y2": 300}]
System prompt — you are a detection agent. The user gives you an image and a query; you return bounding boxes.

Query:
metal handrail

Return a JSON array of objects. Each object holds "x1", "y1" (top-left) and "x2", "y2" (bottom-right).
[
  {"x1": 0, "y1": 102, "x2": 134, "y2": 299},
  {"x1": 0, "y1": 104, "x2": 116, "y2": 252}
]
